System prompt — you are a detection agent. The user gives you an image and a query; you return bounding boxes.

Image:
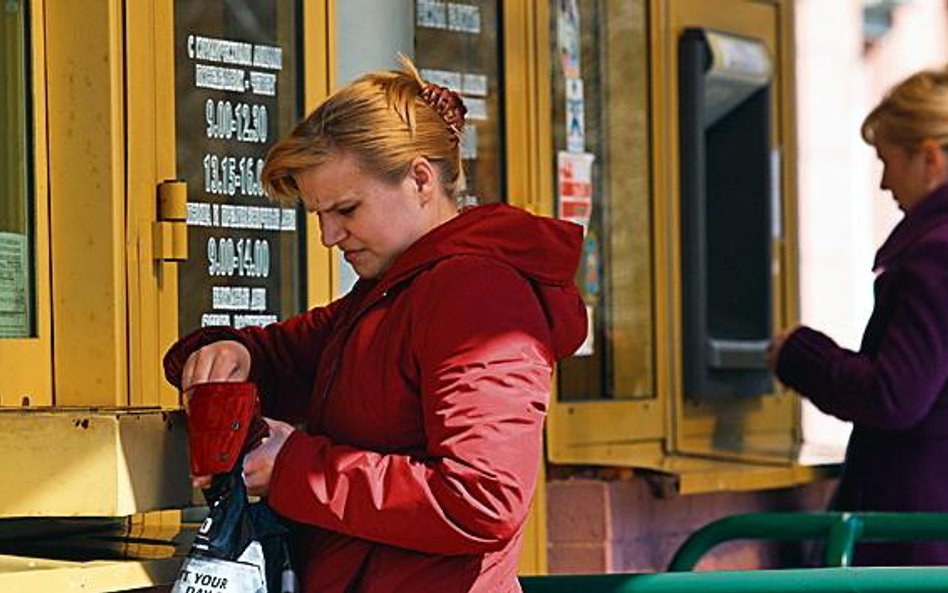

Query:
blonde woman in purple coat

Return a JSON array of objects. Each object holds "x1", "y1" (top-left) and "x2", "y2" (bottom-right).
[{"x1": 769, "y1": 67, "x2": 948, "y2": 566}]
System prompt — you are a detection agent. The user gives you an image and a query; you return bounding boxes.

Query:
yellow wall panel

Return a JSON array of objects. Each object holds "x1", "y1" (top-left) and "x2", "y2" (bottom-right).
[{"x1": 46, "y1": 0, "x2": 127, "y2": 406}]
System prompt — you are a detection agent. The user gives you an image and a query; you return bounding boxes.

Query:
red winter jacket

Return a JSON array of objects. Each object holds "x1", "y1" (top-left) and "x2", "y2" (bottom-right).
[{"x1": 165, "y1": 203, "x2": 587, "y2": 593}]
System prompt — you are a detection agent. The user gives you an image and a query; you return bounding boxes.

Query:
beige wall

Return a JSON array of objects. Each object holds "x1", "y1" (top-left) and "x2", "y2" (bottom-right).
[{"x1": 794, "y1": 0, "x2": 948, "y2": 460}]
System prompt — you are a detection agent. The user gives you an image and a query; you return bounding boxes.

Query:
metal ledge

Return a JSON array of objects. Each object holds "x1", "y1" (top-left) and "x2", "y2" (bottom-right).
[
  {"x1": 548, "y1": 448, "x2": 839, "y2": 498},
  {"x1": 0, "y1": 408, "x2": 191, "y2": 517},
  {"x1": 0, "y1": 555, "x2": 181, "y2": 593},
  {"x1": 633, "y1": 456, "x2": 839, "y2": 497}
]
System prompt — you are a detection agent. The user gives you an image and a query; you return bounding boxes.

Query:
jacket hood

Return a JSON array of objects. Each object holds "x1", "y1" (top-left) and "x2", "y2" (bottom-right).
[{"x1": 378, "y1": 203, "x2": 587, "y2": 360}]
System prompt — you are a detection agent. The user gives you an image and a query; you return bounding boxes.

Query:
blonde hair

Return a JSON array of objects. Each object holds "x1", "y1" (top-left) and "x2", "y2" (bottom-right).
[
  {"x1": 861, "y1": 66, "x2": 948, "y2": 150},
  {"x1": 262, "y1": 56, "x2": 464, "y2": 204}
]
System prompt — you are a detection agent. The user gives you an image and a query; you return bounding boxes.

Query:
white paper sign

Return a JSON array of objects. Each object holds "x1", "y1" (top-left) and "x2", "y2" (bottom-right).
[
  {"x1": 557, "y1": 151, "x2": 595, "y2": 228},
  {"x1": 0, "y1": 232, "x2": 29, "y2": 338},
  {"x1": 417, "y1": 0, "x2": 448, "y2": 29}
]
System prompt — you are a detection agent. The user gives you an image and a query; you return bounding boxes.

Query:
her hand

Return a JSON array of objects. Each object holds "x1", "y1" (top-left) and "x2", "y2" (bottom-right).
[
  {"x1": 180, "y1": 340, "x2": 251, "y2": 392},
  {"x1": 766, "y1": 327, "x2": 797, "y2": 370},
  {"x1": 242, "y1": 418, "x2": 296, "y2": 498}
]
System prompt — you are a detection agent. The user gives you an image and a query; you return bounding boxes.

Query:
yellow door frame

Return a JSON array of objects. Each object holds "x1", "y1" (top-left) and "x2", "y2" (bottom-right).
[
  {"x1": 506, "y1": 4, "x2": 548, "y2": 573},
  {"x1": 304, "y1": 1, "x2": 335, "y2": 309},
  {"x1": 126, "y1": 0, "x2": 178, "y2": 408},
  {"x1": 0, "y1": 0, "x2": 53, "y2": 407}
]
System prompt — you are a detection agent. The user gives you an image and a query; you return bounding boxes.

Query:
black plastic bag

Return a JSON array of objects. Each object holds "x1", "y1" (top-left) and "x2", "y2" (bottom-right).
[{"x1": 172, "y1": 466, "x2": 296, "y2": 593}]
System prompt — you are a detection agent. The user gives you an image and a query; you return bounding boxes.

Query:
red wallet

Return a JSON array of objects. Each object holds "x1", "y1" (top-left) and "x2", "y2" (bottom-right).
[{"x1": 185, "y1": 381, "x2": 269, "y2": 476}]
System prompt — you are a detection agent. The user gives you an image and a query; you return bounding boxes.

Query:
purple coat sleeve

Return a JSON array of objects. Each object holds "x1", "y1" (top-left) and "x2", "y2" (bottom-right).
[{"x1": 776, "y1": 239, "x2": 948, "y2": 430}]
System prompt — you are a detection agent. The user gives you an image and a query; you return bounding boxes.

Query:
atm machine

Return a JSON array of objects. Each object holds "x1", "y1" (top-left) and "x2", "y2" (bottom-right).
[{"x1": 679, "y1": 28, "x2": 775, "y2": 399}]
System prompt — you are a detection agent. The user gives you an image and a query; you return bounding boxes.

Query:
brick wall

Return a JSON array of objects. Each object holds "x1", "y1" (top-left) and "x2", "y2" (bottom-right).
[{"x1": 547, "y1": 476, "x2": 837, "y2": 574}]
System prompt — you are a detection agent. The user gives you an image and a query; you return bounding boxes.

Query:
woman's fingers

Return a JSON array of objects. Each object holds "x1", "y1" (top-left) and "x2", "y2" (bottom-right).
[
  {"x1": 179, "y1": 341, "x2": 251, "y2": 392},
  {"x1": 180, "y1": 354, "x2": 197, "y2": 392},
  {"x1": 263, "y1": 417, "x2": 295, "y2": 438},
  {"x1": 182, "y1": 348, "x2": 215, "y2": 391},
  {"x1": 766, "y1": 327, "x2": 798, "y2": 371},
  {"x1": 190, "y1": 348, "x2": 224, "y2": 384},
  {"x1": 241, "y1": 418, "x2": 295, "y2": 497}
]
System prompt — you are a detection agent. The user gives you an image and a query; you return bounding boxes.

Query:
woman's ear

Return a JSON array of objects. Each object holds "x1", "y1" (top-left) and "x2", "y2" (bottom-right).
[
  {"x1": 407, "y1": 157, "x2": 438, "y2": 204},
  {"x1": 921, "y1": 138, "x2": 948, "y2": 186}
]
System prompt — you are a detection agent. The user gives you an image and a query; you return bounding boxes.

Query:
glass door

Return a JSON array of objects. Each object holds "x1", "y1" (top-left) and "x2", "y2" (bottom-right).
[
  {"x1": 552, "y1": 0, "x2": 654, "y2": 403},
  {"x1": 173, "y1": 1, "x2": 306, "y2": 335},
  {"x1": 545, "y1": 0, "x2": 664, "y2": 466},
  {"x1": 414, "y1": 0, "x2": 504, "y2": 206},
  {"x1": 128, "y1": 1, "x2": 326, "y2": 406},
  {"x1": 0, "y1": 0, "x2": 52, "y2": 406}
]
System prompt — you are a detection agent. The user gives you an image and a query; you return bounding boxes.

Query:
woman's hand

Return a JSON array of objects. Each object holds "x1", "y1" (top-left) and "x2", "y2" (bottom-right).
[
  {"x1": 242, "y1": 418, "x2": 296, "y2": 497},
  {"x1": 767, "y1": 327, "x2": 798, "y2": 371},
  {"x1": 190, "y1": 418, "x2": 295, "y2": 492},
  {"x1": 180, "y1": 340, "x2": 251, "y2": 391}
]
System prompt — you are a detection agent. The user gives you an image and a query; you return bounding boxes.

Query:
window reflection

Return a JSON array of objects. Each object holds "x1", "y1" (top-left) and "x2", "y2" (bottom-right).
[{"x1": 554, "y1": 0, "x2": 654, "y2": 400}]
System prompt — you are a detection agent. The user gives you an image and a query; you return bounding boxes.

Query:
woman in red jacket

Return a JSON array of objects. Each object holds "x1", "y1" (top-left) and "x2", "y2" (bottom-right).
[{"x1": 164, "y1": 57, "x2": 587, "y2": 592}]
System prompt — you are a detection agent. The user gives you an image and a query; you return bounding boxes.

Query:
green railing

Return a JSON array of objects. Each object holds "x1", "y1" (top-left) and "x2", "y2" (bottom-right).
[
  {"x1": 520, "y1": 566, "x2": 948, "y2": 593},
  {"x1": 668, "y1": 512, "x2": 948, "y2": 571},
  {"x1": 521, "y1": 512, "x2": 948, "y2": 592}
]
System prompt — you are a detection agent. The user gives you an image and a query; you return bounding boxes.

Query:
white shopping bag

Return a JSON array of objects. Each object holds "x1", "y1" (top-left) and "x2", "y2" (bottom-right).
[{"x1": 171, "y1": 541, "x2": 267, "y2": 593}]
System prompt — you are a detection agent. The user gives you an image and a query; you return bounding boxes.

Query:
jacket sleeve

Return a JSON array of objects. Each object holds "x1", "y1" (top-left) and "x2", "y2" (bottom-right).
[
  {"x1": 163, "y1": 300, "x2": 343, "y2": 420},
  {"x1": 776, "y1": 241, "x2": 948, "y2": 430},
  {"x1": 266, "y1": 259, "x2": 554, "y2": 555}
]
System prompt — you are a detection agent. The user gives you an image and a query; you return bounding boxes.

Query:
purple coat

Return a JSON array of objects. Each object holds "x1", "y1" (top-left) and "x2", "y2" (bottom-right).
[{"x1": 777, "y1": 183, "x2": 948, "y2": 566}]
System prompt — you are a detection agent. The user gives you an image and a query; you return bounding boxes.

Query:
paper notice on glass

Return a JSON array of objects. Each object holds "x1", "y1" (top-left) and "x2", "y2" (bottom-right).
[
  {"x1": 447, "y1": 2, "x2": 481, "y2": 34},
  {"x1": 462, "y1": 73, "x2": 489, "y2": 97},
  {"x1": 420, "y1": 68, "x2": 462, "y2": 92},
  {"x1": 464, "y1": 97, "x2": 488, "y2": 121},
  {"x1": 565, "y1": 77, "x2": 585, "y2": 153},
  {"x1": 417, "y1": 0, "x2": 448, "y2": 29},
  {"x1": 557, "y1": 0, "x2": 581, "y2": 78},
  {"x1": 0, "y1": 232, "x2": 29, "y2": 338},
  {"x1": 557, "y1": 151, "x2": 594, "y2": 228},
  {"x1": 460, "y1": 125, "x2": 478, "y2": 160}
]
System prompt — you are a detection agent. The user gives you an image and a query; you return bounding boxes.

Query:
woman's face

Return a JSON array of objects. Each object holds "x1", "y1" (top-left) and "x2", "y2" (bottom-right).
[
  {"x1": 295, "y1": 152, "x2": 448, "y2": 280},
  {"x1": 876, "y1": 140, "x2": 932, "y2": 213}
]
